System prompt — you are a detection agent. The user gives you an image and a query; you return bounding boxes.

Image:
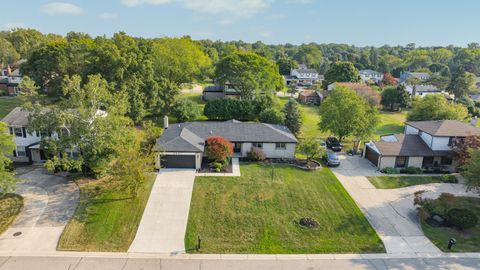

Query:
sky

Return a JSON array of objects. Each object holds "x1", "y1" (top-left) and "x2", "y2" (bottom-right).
[{"x1": 2, "y1": 0, "x2": 480, "y2": 47}]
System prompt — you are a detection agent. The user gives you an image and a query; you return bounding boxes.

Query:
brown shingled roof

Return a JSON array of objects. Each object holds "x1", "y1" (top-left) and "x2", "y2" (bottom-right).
[
  {"x1": 406, "y1": 120, "x2": 480, "y2": 137},
  {"x1": 373, "y1": 134, "x2": 450, "y2": 157}
]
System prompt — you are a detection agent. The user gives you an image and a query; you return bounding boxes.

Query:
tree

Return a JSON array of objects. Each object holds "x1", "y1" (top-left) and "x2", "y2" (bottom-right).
[
  {"x1": 205, "y1": 136, "x2": 233, "y2": 163},
  {"x1": 215, "y1": 52, "x2": 283, "y2": 100},
  {"x1": 462, "y1": 149, "x2": 480, "y2": 192},
  {"x1": 381, "y1": 73, "x2": 397, "y2": 86},
  {"x1": 0, "y1": 122, "x2": 17, "y2": 196},
  {"x1": 425, "y1": 74, "x2": 450, "y2": 90},
  {"x1": 381, "y1": 85, "x2": 409, "y2": 111},
  {"x1": 259, "y1": 108, "x2": 284, "y2": 124},
  {"x1": 298, "y1": 138, "x2": 326, "y2": 161},
  {"x1": 319, "y1": 86, "x2": 378, "y2": 142},
  {"x1": 0, "y1": 38, "x2": 19, "y2": 67},
  {"x1": 277, "y1": 57, "x2": 298, "y2": 75},
  {"x1": 171, "y1": 98, "x2": 200, "y2": 122},
  {"x1": 287, "y1": 83, "x2": 297, "y2": 96},
  {"x1": 283, "y1": 99, "x2": 302, "y2": 136},
  {"x1": 324, "y1": 61, "x2": 360, "y2": 85},
  {"x1": 453, "y1": 135, "x2": 480, "y2": 167},
  {"x1": 407, "y1": 94, "x2": 469, "y2": 121},
  {"x1": 6, "y1": 28, "x2": 45, "y2": 58},
  {"x1": 447, "y1": 70, "x2": 476, "y2": 100}
]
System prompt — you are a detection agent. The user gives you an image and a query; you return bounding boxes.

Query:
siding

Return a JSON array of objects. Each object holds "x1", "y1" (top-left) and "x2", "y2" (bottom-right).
[
  {"x1": 241, "y1": 142, "x2": 296, "y2": 159},
  {"x1": 431, "y1": 136, "x2": 451, "y2": 151},
  {"x1": 379, "y1": 156, "x2": 395, "y2": 169},
  {"x1": 405, "y1": 125, "x2": 419, "y2": 135}
]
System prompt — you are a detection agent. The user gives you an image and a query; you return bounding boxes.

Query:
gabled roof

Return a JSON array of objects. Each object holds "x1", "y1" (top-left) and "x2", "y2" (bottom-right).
[
  {"x1": 299, "y1": 90, "x2": 322, "y2": 99},
  {"x1": 360, "y1": 69, "x2": 382, "y2": 75},
  {"x1": 2, "y1": 107, "x2": 30, "y2": 127},
  {"x1": 374, "y1": 134, "x2": 450, "y2": 156},
  {"x1": 156, "y1": 120, "x2": 298, "y2": 152},
  {"x1": 293, "y1": 68, "x2": 318, "y2": 74},
  {"x1": 332, "y1": 82, "x2": 373, "y2": 92},
  {"x1": 406, "y1": 120, "x2": 480, "y2": 137},
  {"x1": 412, "y1": 84, "x2": 441, "y2": 92}
]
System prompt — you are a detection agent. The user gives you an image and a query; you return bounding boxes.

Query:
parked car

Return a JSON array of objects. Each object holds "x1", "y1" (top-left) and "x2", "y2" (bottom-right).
[
  {"x1": 319, "y1": 139, "x2": 326, "y2": 148},
  {"x1": 324, "y1": 151, "x2": 340, "y2": 167},
  {"x1": 326, "y1": 137, "x2": 343, "y2": 152}
]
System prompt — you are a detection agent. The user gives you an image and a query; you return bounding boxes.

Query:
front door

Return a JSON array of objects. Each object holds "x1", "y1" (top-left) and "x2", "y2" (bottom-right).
[{"x1": 233, "y1": 142, "x2": 242, "y2": 154}]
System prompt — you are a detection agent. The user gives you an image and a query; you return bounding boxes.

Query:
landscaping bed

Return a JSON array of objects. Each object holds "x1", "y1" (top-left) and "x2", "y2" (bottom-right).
[
  {"x1": 367, "y1": 175, "x2": 458, "y2": 189},
  {"x1": 269, "y1": 158, "x2": 321, "y2": 170},
  {"x1": 57, "y1": 174, "x2": 155, "y2": 252},
  {"x1": 185, "y1": 163, "x2": 384, "y2": 254},
  {"x1": 198, "y1": 158, "x2": 233, "y2": 173},
  {"x1": 0, "y1": 194, "x2": 23, "y2": 235}
]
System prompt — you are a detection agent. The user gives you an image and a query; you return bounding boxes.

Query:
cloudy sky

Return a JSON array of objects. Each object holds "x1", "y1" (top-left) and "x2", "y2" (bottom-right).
[{"x1": 2, "y1": 0, "x2": 480, "y2": 46}]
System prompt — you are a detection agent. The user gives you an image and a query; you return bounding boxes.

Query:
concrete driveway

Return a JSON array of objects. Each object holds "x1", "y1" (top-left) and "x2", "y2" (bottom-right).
[
  {"x1": 129, "y1": 169, "x2": 196, "y2": 253},
  {"x1": 0, "y1": 166, "x2": 79, "y2": 252},
  {"x1": 331, "y1": 155, "x2": 478, "y2": 255}
]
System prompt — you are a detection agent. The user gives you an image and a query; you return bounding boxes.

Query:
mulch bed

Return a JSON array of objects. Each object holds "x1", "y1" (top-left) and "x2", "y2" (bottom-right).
[
  {"x1": 269, "y1": 158, "x2": 322, "y2": 170},
  {"x1": 198, "y1": 158, "x2": 233, "y2": 173}
]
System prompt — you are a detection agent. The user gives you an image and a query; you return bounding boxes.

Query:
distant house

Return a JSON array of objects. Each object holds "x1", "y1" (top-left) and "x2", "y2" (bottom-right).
[
  {"x1": 202, "y1": 83, "x2": 239, "y2": 101},
  {"x1": 0, "y1": 67, "x2": 23, "y2": 96},
  {"x1": 365, "y1": 120, "x2": 480, "y2": 171},
  {"x1": 155, "y1": 119, "x2": 298, "y2": 169},
  {"x1": 283, "y1": 64, "x2": 322, "y2": 87},
  {"x1": 359, "y1": 70, "x2": 384, "y2": 83},
  {"x1": 398, "y1": 72, "x2": 430, "y2": 84},
  {"x1": 327, "y1": 82, "x2": 373, "y2": 92},
  {"x1": 298, "y1": 90, "x2": 323, "y2": 105}
]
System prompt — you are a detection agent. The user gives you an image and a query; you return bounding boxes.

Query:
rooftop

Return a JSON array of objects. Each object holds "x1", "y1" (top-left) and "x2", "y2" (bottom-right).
[
  {"x1": 374, "y1": 134, "x2": 450, "y2": 156},
  {"x1": 406, "y1": 120, "x2": 480, "y2": 137},
  {"x1": 2, "y1": 107, "x2": 30, "y2": 127}
]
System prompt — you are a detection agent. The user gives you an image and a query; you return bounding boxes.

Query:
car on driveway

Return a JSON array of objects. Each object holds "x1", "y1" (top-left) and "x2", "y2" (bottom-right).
[
  {"x1": 326, "y1": 137, "x2": 343, "y2": 152},
  {"x1": 324, "y1": 151, "x2": 340, "y2": 167}
]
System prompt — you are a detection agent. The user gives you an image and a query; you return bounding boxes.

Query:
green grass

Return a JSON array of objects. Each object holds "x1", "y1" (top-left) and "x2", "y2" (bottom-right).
[
  {"x1": 57, "y1": 174, "x2": 156, "y2": 252},
  {"x1": 0, "y1": 194, "x2": 23, "y2": 235},
  {"x1": 185, "y1": 163, "x2": 385, "y2": 254},
  {"x1": 367, "y1": 175, "x2": 458, "y2": 189},
  {"x1": 421, "y1": 197, "x2": 480, "y2": 252},
  {"x1": 374, "y1": 110, "x2": 407, "y2": 139},
  {"x1": 0, "y1": 97, "x2": 22, "y2": 118},
  {"x1": 180, "y1": 92, "x2": 208, "y2": 121}
]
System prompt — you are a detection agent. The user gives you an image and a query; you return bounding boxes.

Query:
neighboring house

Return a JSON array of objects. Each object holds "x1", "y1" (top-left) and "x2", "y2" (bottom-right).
[
  {"x1": 327, "y1": 82, "x2": 373, "y2": 92},
  {"x1": 202, "y1": 83, "x2": 240, "y2": 101},
  {"x1": 398, "y1": 72, "x2": 430, "y2": 84},
  {"x1": 404, "y1": 84, "x2": 454, "y2": 100},
  {"x1": 470, "y1": 93, "x2": 480, "y2": 103},
  {"x1": 364, "y1": 120, "x2": 480, "y2": 171},
  {"x1": 0, "y1": 68, "x2": 23, "y2": 96},
  {"x1": 284, "y1": 64, "x2": 323, "y2": 87},
  {"x1": 475, "y1": 77, "x2": 480, "y2": 90},
  {"x1": 155, "y1": 119, "x2": 298, "y2": 169},
  {"x1": 298, "y1": 90, "x2": 323, "y2": 105},
  {"x1": 359, "y1": 70, "x2": 384, "y2": 83}
]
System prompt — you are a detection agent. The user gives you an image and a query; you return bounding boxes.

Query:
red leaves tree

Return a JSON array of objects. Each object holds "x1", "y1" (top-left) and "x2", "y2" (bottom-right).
[
  {"x1": 382, "y1": 73, "x2": 397, "y2": 86},
  {"x1": 205, "y1": 136, "x2": 233, "y2": 162},
  {"x1": 453, "y1": 135, "x2": 480, "y2": 167}
]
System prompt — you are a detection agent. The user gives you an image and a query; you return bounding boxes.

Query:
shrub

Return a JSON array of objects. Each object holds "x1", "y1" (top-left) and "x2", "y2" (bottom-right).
[
  {"x1": 0, "y1": 89, "x2": 6, "y2": 96},
  {"x1": 404, "y1": 166, "x2": 423, "y2": 174},
  {"x1": 441, "y1": 175, "x2": 458, "y2": 183},
  {"x1": 247, "y1": 147, "x2": 266, "y2": 161},
  {"x1": 205, "y1": 136, "x2": 233, "y2": 163},
  {"x1": 171, "y1": 98, "x2": 200, "y2": 122},
  {"x1": 259, "y1": 108, "x2": 284, "y2": 124},
  {"x1": 381, "y1": 167, "x2": 400, "y2": 174},
  {"x1": 446, "y1": 208, "x2": 478, "y2": 230},
  {"x1": 204, "y1": 99, "x2": 257, "y2": 121},
  {"x1": 212, "y1": 162, "x2": 223, "y2": 172}
]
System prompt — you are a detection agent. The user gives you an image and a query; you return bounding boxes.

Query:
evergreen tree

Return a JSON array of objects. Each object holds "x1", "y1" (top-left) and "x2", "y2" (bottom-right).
[{"x1": 283, "y1": 99, "x2": 302, "y2": 136}]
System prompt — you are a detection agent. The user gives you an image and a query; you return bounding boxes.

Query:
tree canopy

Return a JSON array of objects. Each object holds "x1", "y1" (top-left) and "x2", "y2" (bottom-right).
[
  {"x1": 324, "y1": 61, "x2": 360, "y2": 85},
  {"x1": 407, "y1": 94, "x2": 469, "y2": 121}
]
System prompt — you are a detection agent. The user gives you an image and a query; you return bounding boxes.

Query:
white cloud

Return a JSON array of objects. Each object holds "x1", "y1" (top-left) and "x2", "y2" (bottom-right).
[
  {"x1": 41, "y1": 2, "x2": 83, "y2": 15},
  {"x1": 99, "y1": 12, "x2": 119, "y2": 20},
  {"x1": 0, "y1": 22, "x2": 28, "y2": 30},
  {"x1": 121, "y1": 0, "x2": 272, "y2": 17}
]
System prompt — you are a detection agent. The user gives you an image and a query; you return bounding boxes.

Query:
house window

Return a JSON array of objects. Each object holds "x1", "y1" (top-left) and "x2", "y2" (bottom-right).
[
  {"x1": 441, "y1": 156, "x2": 453, "y2": 165},
  {"x1": 275, "y1": 143, "x2": 286, "y2": 150},
  {"x1": 395, "y1": 156, "x2": 408, "y2": 168},
  {"x1": 448, "y1": 137, "x2": 454, "y2": 146},
  {"x1": 16, "y1": 146, "x2": 26, "y2": 157},
  {"x1": 233, "y1": 142, "x2": 242, "y2": 153},
  {"x1": 13, "y1": 127, "x2": 23, "y2": 137},
  {"x1": 252, "y1": 142, "x2": 263, "y2": 149},
  {"x1": 422, "y1": 156, "x2": 434, "y2": 167}
]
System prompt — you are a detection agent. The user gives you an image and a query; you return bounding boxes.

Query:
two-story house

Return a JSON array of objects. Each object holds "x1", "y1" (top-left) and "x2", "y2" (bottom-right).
[
  {"x1": 398, "y1": 72, "x2": 430, "y2": 84},
  {"x1": 0, "y1": 68, "x2": 23, "y2": 96},
  {"x1": 283, "y1": 64, "x2": 323, "y2": 87},
  {"x1": 359, "y1": 70, "x2": 384, "y2": 84},
  {"x1": 364, "y1": 120, "x2": 480, "y2": 171}
]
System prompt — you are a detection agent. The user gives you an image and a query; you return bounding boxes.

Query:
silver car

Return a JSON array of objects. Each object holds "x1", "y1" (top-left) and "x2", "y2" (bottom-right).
[{"x1": 325, "y1": 151, "x2": 340, "y2": 167}]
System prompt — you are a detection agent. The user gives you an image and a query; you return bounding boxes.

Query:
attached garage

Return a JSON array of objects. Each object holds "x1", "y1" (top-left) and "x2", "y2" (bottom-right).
[
  {"x1": 365, "y1": 145, "x2": 380, "y2": 167},
  {"x1": 160, "y1": 154, "x2": 196, "y2": 169}
]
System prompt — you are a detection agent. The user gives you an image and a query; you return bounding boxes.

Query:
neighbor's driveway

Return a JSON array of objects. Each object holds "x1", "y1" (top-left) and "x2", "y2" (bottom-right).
[
  {"x1": 331, "y1": 155, "x2": 477, "y2": 255},
  {"x1": 129, "y1": 169, "x2": 196, "y2": 253},
  {"x1": 0, "y1": 166, "x2": 79, "y2": 253}
]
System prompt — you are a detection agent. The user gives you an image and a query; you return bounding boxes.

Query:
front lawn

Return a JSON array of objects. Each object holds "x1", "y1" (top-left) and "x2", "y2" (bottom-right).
[
  {"x1": 0, "y1": 97, "x2": 22, "y2": 118},
  {"x1": 0, "y1": 194, "x2": 23, "y2": 235},
  {"x1": 367, "y1": 175, "x2": 458, "y2": 189},
  {"x1": 57, "y1": 174, "x2": 156, "y2": 252},
  {"x1": 420, "y1": 196, "x2": 480, "y2": 252},
  {"x1": 185, "y1": 163, "x2": 384, "y2": 254}
]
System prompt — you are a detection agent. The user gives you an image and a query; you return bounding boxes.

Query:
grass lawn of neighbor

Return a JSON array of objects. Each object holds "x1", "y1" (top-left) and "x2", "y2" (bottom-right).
[
  {"x1": 421, "y1": 197, "x2": 480, "y2": 252},
  {"x1": 57, "y1": 174, "x2": 156, "y2": 252},
  {"x1": 0, "y1": 97, "x2": 22, "y2": 118},
  {"x1": 185, "y1": 163, "x2": 385, "y2": 254},
  {"x1": 0, "y1": 194, "x2": 23, "y2": 235},
  {"x1": 367, "y1": 175, "x2": 458, "y2": 189}
]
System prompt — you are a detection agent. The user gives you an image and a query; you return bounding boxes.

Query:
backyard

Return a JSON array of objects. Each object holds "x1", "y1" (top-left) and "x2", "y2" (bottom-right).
[
  {"x1": 185, "y1": 163, "x2": 385, "y2": 254},
  {"x1": 57, "y1": 174, "x2": 156, "y2": 252},
  {"x1": 367, "y1": 175, "x2": 458, "y2": 189},
  {"x1": 0, "y1": 97, "x2": 22, "y2": 118},
  {"x1": 0, "y1": 194, "x2": 23, "y2": 235}
]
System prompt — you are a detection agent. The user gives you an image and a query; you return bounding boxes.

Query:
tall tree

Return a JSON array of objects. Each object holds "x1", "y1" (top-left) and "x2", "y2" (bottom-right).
[
  {"x1": 324, "y1": 61, "x2": 360, "y2": 85},
  {"x1": 0, "y1": 122, "x2": 17, "y2": 196},
  {"x1": 276, "y1": 57, "x2": 298, "y2": 75},
  {"x1": 0, "y1": 38, "x2": 19, "y2": 67},
  {"x1": 381, "y1": 85, "x2": 409, "y2": 111},
  {"x1": 283, "y1": 99, "x2": 302, "y2": 136},
  {"x1": 6, "y1": 28, "x2": 45, "y2": 58},
  {"x1": 447, "y1": 70, "x2": 476, "y2": 100},
  {"x1": 407, "y1": 94, "x2": 468, "y2": 121},
  {"x1": 462, "y1": 149, "x2": 480, "y2": 192}
]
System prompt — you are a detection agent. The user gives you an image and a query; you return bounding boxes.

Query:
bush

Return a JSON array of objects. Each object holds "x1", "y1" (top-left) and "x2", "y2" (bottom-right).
[
  {"x1": 205, "y1": 136, "x2": 233, "y2": 163},
  {"x1": 404, "y1": 166, "x2": 423, "y2": 174},
  {"x1": 247, "y1": 147, "x2": 266, "y2": 161},
  {"x1": 171, "y1": 98, "x2": 200, "y2": 122},
  {"x1": 441, "y1": 175, "x2": 458, "y2": 183},
  {"x1": 0, "y1": 89, "x2": 6, "y2": 96},
  {"x1": 204, "y1": 99, "x2": 257, "y2": 121},
  {"x1": 259, "y1": 108, "x2": 284, "y2": 124},
  {"x1": 446, "y1": 208, "x2": 478, "y2": 230},
  {"x1": 211, "y1": 162, "x2": 223, "y2": 172},
  {"x1": 381, "y1": 167, "x2": 400, "y2": 174}
]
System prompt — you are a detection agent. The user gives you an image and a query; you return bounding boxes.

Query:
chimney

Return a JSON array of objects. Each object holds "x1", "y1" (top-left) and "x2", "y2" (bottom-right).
[
  {"x1": 163, "y1": 115, "x2": 169, "y2": 129},
  {"x1": 471, "y1": 116, "x2": 478, "y2": 127}
]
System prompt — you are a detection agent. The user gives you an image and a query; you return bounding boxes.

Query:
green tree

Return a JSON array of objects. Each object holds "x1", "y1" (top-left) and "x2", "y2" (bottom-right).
[
  {"x1": 215, "y1": 52, "x2": 283, "y2": 100},
  {"x1": 324, "y1": 61, "x2": 360, "y2": 85},
  {"x1": 171, "y1": 98, "x2": 200, "y2": 122},
  {"x1": 319, "y1": 86, "x2": 378, "y2": 141},
  {"x1": 277, "y1": 57, "x2": 298, "y2": 75},
  {"x1": 447, "y1": 70, "x2": 476, "y2": 100},
  {"x1": 283, "y1": 99, "x2": 302, "y2": 136},
  {"x1": 259, "y1": 108, "x2": 284, "y2": 124},
  {"x1": 298, "y1": 138, "x2": 326, "y2": 161},
  {"x1": 381, "y1": 85, "x2": 409, "y2": 111},
  {"x1": 0, "y1": 122, "x2": 17, "y2": 196},
  {"x1": 407, "y1": 94, "x2": 468, "y2": 121},
  {"x1": 6, "y1": 28, "x2": 45, "y2": 58},
  {"x1": 0, "y1": 38, "x2": 19, "y2": 66},
  {"x1": 462, "y1": 149, "x2": 480, "y2": 192}
]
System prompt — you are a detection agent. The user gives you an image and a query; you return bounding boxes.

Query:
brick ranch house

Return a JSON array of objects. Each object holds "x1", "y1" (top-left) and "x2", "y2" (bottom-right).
[
  {"x1": 364, "y1": 120, "x2": 480, "y2": 171},
  {"x1": 155, "y1": 119, "x2": 298, "y2": 169}
]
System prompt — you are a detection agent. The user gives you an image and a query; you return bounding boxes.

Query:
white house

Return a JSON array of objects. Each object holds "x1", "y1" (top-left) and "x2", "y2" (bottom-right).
[
  {"x1": 398, "y1": 72, "x2": 430, "y2": 84},
  {"x1": 359, "y1": 70, "x2": 384, "y2": 83},
  {"x1": 284, "y1": 64, "x2": 322, "y2": 87},
  {"x1": 365, "y1": 120, "x2": 480, "y2": 171}
]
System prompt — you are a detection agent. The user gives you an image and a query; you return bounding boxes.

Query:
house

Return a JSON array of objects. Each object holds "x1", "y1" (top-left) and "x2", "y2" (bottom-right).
[
  {"x1": 0, "y1": 68, "x2": 23, "y2": 96},
  {"x1": 364, "y1": 120, "x2": 480, "y2": 171},
  {"x1": 327, "y1": 82, "x2": 373, "y2": 92},
  {"x1": 202, "y1": 83, "x2": 240, "y2": 101},
  {"x1": 359, "y1": 70, "x2": 384, "y2": 83},
  {"x1": 283, "y1": 64, "x2": 323, "y2": 87},
  {"x1": 155, "y1": 119, "x2": 298, "y2": 169},
  {"x1": 298, "y1": 90, "x2": 323, "y2": 105},
  {"x1": 398, "y1": 72, "x2": 430, "y2": 84},
  {"x1": 405, "y1": 84, "x2": 441, "y2": 96}
]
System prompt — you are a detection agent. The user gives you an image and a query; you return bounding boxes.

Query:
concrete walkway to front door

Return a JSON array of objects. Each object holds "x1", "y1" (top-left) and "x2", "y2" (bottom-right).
[{"x1": 128, "y1": 169, "x2": 196, "y2": 254}]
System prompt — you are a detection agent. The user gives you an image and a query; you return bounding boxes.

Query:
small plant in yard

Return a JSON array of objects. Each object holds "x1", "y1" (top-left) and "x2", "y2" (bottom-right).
[
  {"x1": 381, "y1": 167, "x2": 400, "y2": 174},
  {"x1": 247, "y1": 147, "x2": 266, "y2": 161},
  {"x1": 447, "y1": 208, "x2": 478, "y2": 230},
  {"x1": 298, "y1": 217, "x2": 319, "y2": 229},
  {"x1": 298, "y1": 138, "x2": 326, "y2": 161},
  {"x1": 205, "y1": 136, "x2": 233, "y2": 163}
]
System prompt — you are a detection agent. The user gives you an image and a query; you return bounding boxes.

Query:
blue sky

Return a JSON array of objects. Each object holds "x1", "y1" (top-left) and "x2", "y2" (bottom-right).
[{"x1": 2, "y1": 0, "x2": 479, "y2": 46}]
